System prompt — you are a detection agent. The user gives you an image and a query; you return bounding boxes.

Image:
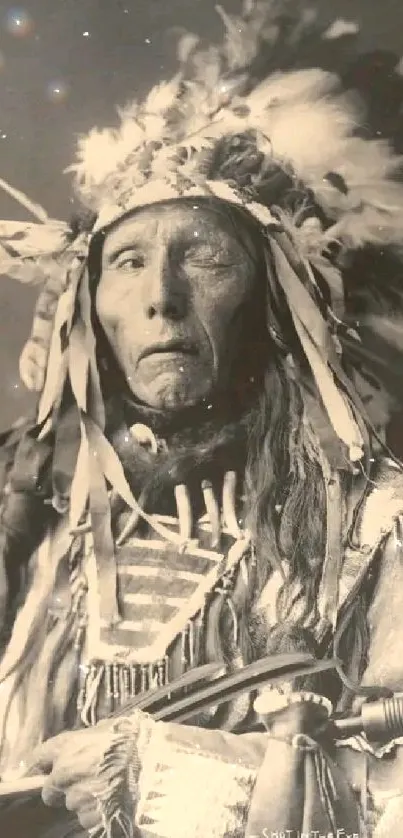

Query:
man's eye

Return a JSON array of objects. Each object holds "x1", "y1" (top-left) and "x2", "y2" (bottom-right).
[
  {"x1": 187, "y1": 259, "x2": 235, "y2": 273},
  {"x1": 185, "y1": 248, "x2": 233, "y2": 268},
  {"x1": 115, "y1": 255, "x2": 144, "y2": 270}
]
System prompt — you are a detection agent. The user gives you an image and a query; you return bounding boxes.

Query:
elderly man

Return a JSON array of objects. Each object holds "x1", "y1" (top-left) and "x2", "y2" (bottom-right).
[{"x1": 1, "y1": 4, "x2": 403, "y2": 837}]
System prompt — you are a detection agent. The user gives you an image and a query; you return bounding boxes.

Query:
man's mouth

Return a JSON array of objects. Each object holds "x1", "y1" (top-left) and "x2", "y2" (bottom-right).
[{"x1": 139, "y1": 339, "x2": 198, "y2": 361}]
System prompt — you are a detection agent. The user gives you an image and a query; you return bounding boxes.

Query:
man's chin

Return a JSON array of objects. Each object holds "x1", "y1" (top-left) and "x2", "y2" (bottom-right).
[{"x1": 128, "y1": 372, "x2": 212, "y2": 412}]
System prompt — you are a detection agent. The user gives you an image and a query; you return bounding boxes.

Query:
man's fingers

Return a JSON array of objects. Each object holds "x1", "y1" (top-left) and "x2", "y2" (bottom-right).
[
  {"x1": 79, "y1": 806, "x2": 102, "y2": 831},
  {"x1": 27, "y1": 733, "x2": 67, "y2": 775},
  {"x1": 28, "y1": 748, "x2": 56, "y2": 775},
  {"x1": 65, "y1": 785, "x2": 98, "y2": 815},
  {"x1": 26, "y1": 755, "x2": 53, "y2": 776},
  {"x1": 72, "y1": 785, "x2": 102, "y2": 832},
  {"x1": 41, "y1": 782, "x2": 66, "y2": 808}
]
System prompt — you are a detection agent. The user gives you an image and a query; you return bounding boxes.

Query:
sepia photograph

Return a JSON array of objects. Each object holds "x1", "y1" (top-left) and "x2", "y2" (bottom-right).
[{"x1": 0, "y1": 1, "x2": 403, "y2": 835}]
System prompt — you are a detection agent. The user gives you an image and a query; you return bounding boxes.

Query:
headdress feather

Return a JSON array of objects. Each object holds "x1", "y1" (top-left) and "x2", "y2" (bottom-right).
[{"x1": 64, "y1": 20, "x2": 403, "y2": 267}]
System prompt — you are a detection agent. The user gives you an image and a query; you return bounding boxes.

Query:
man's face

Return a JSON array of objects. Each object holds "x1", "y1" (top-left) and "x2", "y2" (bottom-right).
[{"x1": 96, "y1": 201, "x2": 259, "y2": 411}]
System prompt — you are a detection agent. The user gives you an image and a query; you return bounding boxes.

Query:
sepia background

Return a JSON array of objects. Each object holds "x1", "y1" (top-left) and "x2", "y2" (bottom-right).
[{"x1": 0, "y1": 0, "x2": 402, "y2": 429}]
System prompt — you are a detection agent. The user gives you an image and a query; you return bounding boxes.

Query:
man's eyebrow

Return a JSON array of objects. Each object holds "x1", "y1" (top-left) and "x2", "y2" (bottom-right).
[
  {"x1": 179, "y1": 226, "x2": 228, "y2": 246},
  {"x1": 103, "y1": 242, "x2": 140, "y2": 263}
]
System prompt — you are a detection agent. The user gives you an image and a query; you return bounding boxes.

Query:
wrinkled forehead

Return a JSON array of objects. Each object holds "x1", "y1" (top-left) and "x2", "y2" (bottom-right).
[{"x1": 100, "y1": 198, "x2": 261, "y2": 261}]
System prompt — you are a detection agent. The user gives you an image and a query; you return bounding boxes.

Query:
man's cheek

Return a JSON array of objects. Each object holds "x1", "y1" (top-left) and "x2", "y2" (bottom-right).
[
  {"x1": 96, "y1": 280, "x2": 133, "y2": 326},
  {"x1": 206, "y1": 305, "x2": 246, "y2": 360}
]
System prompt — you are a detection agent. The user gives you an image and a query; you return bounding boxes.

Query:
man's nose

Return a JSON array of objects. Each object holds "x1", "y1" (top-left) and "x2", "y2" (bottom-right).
[{"x1": 144, "y1": 254, "x2": 187, "y2": 321}]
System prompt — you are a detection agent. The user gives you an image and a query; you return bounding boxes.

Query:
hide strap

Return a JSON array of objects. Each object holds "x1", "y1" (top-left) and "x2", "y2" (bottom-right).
[
  {"x1": 245, "y1": 726, "x2": 361, "y2": 836},
  {"x1": 317, "y1": 466, "x2": 343, "y2": 630}
]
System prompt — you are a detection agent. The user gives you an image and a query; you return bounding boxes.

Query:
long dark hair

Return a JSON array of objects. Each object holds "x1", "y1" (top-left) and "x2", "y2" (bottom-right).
[{"x1": 245, "y1": 356, "x2": 327, "y2": 618}]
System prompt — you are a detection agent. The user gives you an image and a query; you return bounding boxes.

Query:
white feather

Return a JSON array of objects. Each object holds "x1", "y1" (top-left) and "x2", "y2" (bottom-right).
[
  {"x1": 0, "y1": 177, "x2": 49, "y2": 223},
  {"x1": 116, "y1": 119, "x2": 145, "y2": 159},
  {"x1": 323, "y1": 19, "x2": 359, "y2": 40},
  {"x1": 69, "y1": 129, "x2": 123, "y2": 190},
  {"x1": 177, "y1": 33, "x2": 200, "y2": 63},
  {"x1": 0, "y1": 220, "x2": 68, "y2": 256},
  {"x1": 142, "y1": 76, "x2": 182, "y2": 115},
  {"x1": 116, "y1": 98, "x2": 139, "y2": 121},
  {"x1": 247, "y1": 68, "x2": 341, "y2": 115}
]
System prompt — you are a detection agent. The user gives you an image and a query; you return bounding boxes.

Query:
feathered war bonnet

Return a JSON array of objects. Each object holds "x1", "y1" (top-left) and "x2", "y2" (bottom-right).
[{"x1": 2, "y1": 1, "x2": 403, "y2": 627}]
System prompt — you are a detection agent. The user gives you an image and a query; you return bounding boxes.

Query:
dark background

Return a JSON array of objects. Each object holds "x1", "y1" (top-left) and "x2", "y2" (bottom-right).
[{"x1": 0, "y1": 0, "x2": 402, "y2": 429}]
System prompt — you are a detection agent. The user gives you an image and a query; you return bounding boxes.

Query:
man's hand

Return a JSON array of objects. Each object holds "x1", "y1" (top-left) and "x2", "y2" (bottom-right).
[{"x1": 28, "y1": 727, "x2": 111, "y2": 831}]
